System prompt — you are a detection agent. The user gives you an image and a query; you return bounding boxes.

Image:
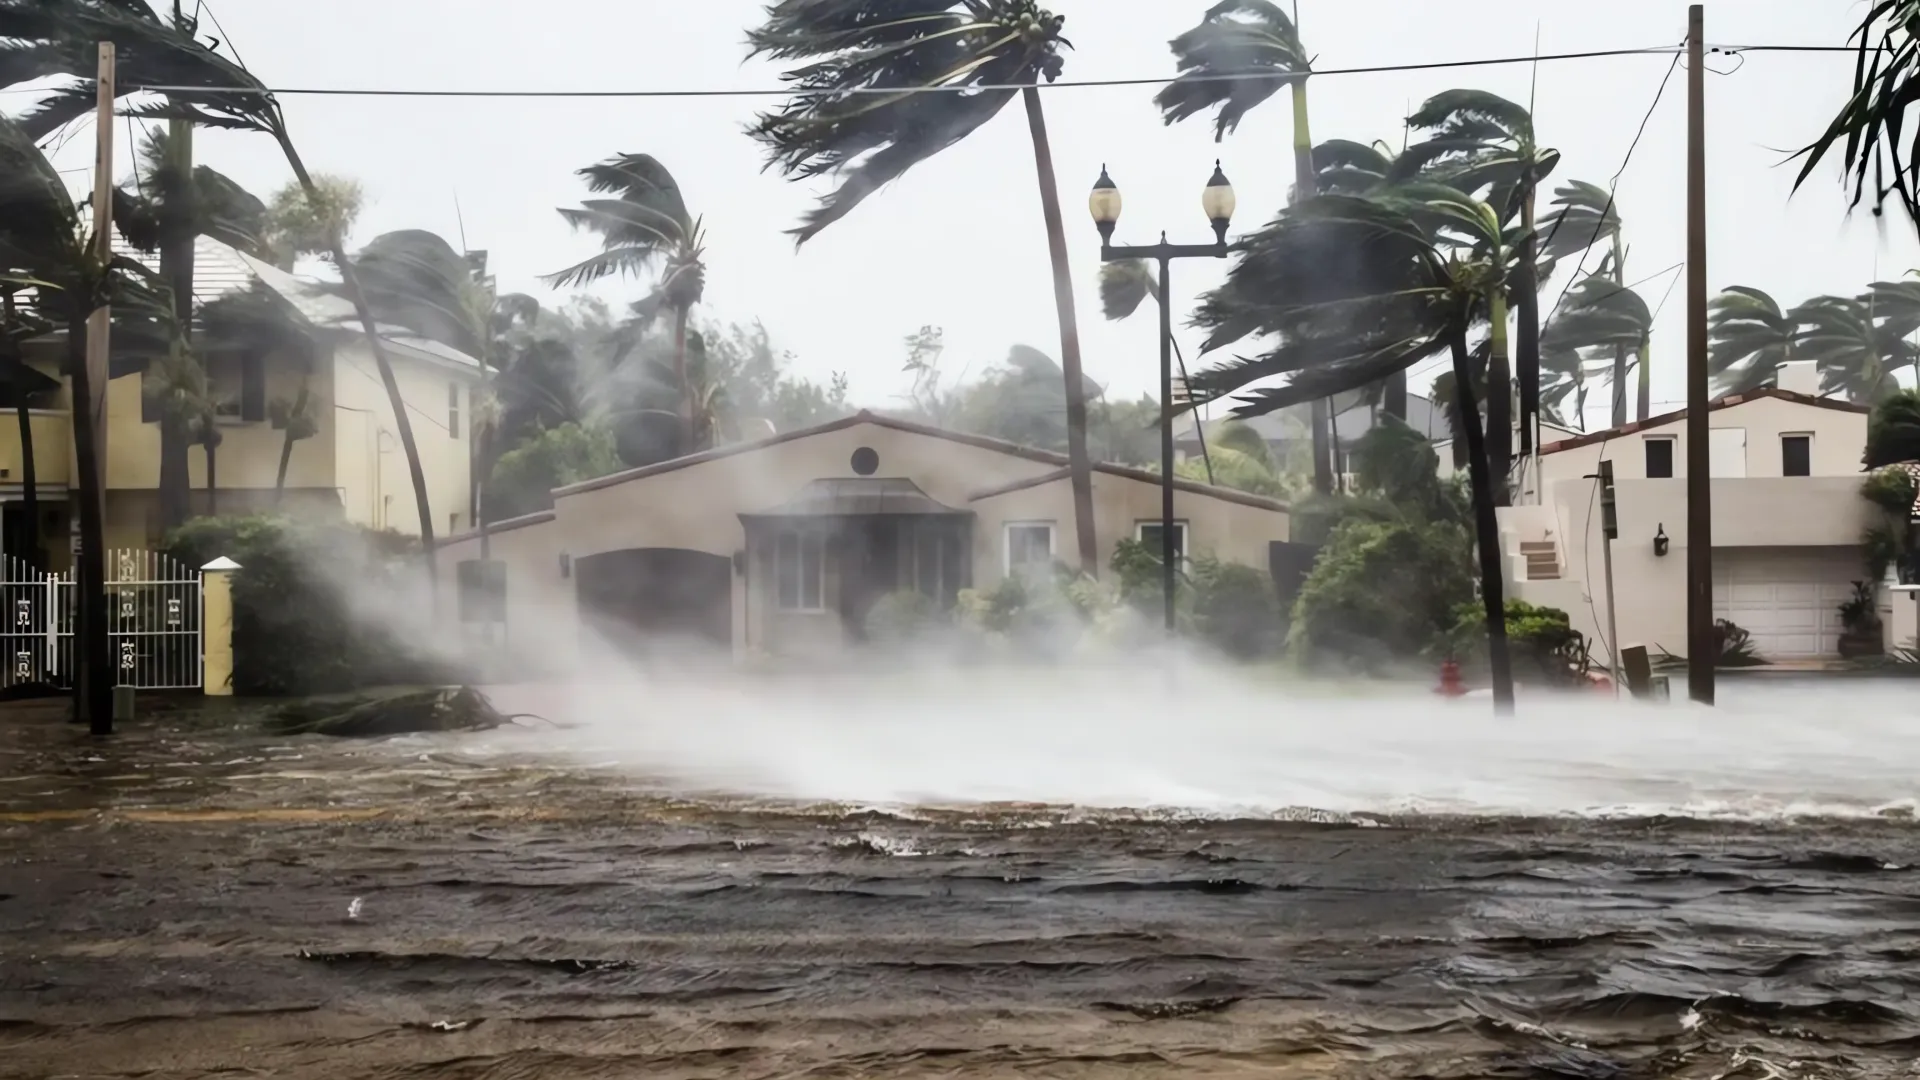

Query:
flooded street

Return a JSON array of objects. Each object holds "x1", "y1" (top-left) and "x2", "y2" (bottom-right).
[{"x1": 2, "y1": 674, "x2": 1918, "y2": 1078}]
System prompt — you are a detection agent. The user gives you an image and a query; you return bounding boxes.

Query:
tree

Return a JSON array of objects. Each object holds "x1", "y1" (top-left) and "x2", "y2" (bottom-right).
[
  {"x1": 1536, "y1": 179, "x2": 1633, "y2": 422},
  {"x1": 0, "y1": 282, "x2": 51, "y2": 564},
  {"x1": 1289, "y1": 516, "x2": 1475, "y2": 673},
  {"x1": 113, "y1": 127, "x2": 272, "y2": 528},
  {"x1": 1707, "y1": 286, "x2": 1801, "y2": 395},
  {"x1": 544, "y1": 154, "x2": 704, "y2": 454},
  {"x1": 1185, "y1": 186, "x2": 1521, "y2": 711},
  {"x1": 6, "y1": 0, "x2": 443, "y2": 565},
  {"x1": 1155, "y1": 0, "x2": 1339, "y2": 489},
  {"x1": 1795, "y1": 1, "x2": 1920, "y2": 229},
  {"x1": 1540, "y1": 272, "x2": 1652, "y2": 426},
  {"x1": 486, "y1": 421, "x2": 622, "y2": 522},
  {"x1": 197, "y1": 282, "x2": 314, "y2": 501},
  {"x1": 1400, "y1": 90, "x2": 1561, "y2": 496},
  {"x1": 747, "y1": 0, "x2": 1099, "y2": 575},
  {"x1": 259, "y1": 175, "x2": 363, "y2": 269},
  {"x1": 1793, "y1": 294, "x2": 1909, "y2": 402}
]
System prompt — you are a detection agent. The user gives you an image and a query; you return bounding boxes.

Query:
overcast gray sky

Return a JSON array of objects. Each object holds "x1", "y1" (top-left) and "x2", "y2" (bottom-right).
[{"x1": 24, "y1": 0, "x2": 1918, "y2": 427}]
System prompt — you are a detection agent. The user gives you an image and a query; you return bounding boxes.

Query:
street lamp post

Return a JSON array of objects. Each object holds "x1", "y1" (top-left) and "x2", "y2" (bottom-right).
[{"x1": 1089, "y1": 162, "x2": 1236, "y2": 635}]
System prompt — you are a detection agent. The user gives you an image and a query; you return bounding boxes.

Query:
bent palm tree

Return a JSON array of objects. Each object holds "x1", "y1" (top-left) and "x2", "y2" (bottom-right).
[
  {"x1": 1541, "y1": 273, "x2": 1652, "y2": 427},
  {"x1": 1795, "y1": 0, "x2": 1920, "y2": 229},
  {"x1": 747, "y1": 0, "x2": 1099, "y2": 574},
  {"x1": 1098, "y1": 258, "x2": 1216, "y2": 482},
  {"x1": 1187, "y1": 185, "x2": 1520, "y2": 711},
  {"x1": 544, "y1": 154, "x2": 702, "y2": 454},
  {"x1": 1708, "y1": 286, "x2": 1801, "y2": 395},
  {"x1": 1794, "y1": 294, "x2": 1908, "y2": 402},
  {"x1": 1536, "y1": 179, "x2": 1631, "y2": 422},
  {"x1": 1156, "y1": 0, "x2": 1343, "y2": 484},
  {"x1": 8, "y1": 1, "x2": 441, "y2": 562},
  {"x1": 1400, "y1": 89, "x2": 1560, "y2": 488}
]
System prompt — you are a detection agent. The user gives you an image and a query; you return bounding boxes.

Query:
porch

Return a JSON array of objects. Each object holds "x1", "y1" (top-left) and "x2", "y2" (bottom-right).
[{"x1": 740, "y1": 478, "x2": 972, "y2": 655}]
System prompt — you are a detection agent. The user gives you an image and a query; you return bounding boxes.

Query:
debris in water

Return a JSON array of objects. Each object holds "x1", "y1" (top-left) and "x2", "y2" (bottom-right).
[
  {"x1": 270, "y1": 687, "x2": 533, "y2": 739},
  {"x1": 346, "y1": 897, "x2": 363, "y2": 920}
]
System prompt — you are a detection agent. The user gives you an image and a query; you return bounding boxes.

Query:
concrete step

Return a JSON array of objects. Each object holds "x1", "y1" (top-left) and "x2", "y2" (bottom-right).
[{"x1": 1518, "y1": 541, "x2": 1557, "y2": 554}]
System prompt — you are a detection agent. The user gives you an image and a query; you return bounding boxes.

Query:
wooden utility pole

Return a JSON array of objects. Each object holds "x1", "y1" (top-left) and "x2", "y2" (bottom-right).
[
  {"x1": 1685, "y1": 4, "x2": 1714, "y2": 705},
  {"x1": 77, "y1": 42, "x2": 115, "y2": 733}
]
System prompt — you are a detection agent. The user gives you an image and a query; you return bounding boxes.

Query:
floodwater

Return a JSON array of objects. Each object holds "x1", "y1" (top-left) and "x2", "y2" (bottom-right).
[{"x1": 1, "y1": 670, "x2": 1917, "y2": 1079}]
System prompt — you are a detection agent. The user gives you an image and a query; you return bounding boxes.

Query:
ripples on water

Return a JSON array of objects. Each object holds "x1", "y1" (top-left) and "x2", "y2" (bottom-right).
[{"x1": 0, "y1": 670, "x2": 1917, "y2": 1078}]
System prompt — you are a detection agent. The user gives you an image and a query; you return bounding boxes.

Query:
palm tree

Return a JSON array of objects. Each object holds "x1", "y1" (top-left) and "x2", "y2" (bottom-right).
[
  {"x1": 1098, "y1": 258, "x2": 1221, "y2": 480},
  {"x1": 112, "y1": 127, "x2": 272, "y2": 529},
  {"x1": 0, "y1": 115, "x2": 172, "y2": 730},
  {"x1": 1399, "y1": 90, "x2": 1561, "y2": 492},
  {"x1": 0, "y1": 283, "x2": 51, "y2": 564},
  {"x1": 544, "y1": 154, "x2": 703, "y2": 454},
  {"x1": 334, "y1": 230, "x2": 538, "y2": 552},
  {"x1": 1536, "y1": 180, "x2": 1631, "y2": 422},
  {"x1": 1707, "y1": 286, "x2": 1800, "y2": 395},
  {"x1": 1793, "y1": 294, "x2": 1909, "y2": 402},
  {"x1": 1187, "y1": 185, "x2": 1522, "y2": 711},
  {"x1": 746, "y1": 1, "x2": 1099, "y2": 573},
  {"x1": 1541, "y1": 272, "x2": 1652, "y2": 426},
  {"x1": 196, "y1": 282, "x2": 314, "y2": 501},
  {"x1": 6, "y1": 0, "x2": 442, "y2": 565},
  {"x1": 1794, "y1": 1, "x2": 1920, "y2": 228},
  {"x1": 1154, "y1": 0, "x2": 1338, "y2": 491}
]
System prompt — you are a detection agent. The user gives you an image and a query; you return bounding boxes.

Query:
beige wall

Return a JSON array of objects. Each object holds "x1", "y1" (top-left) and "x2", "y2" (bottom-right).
[
  {"x1": 1538, "y1": 396, "x2": 1867, "y2": 488},
  {"x1": 437, "y1": 420, "x2": 1290, "y2": 664},
  {"x1": 969, "y1": 471, "x2": 1288, "y2": 589},
  {"x1": 330, "y1": 340, "x2": 476, "y2": 538}
]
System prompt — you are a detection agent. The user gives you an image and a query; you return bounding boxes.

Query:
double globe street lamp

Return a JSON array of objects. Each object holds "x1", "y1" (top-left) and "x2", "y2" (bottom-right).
[{"x1": 1088, "y1": 162, "x2": 1236, "y2": 634}]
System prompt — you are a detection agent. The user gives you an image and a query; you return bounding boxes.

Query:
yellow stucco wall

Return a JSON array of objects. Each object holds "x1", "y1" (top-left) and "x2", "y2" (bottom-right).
[{"x1": 330, "y1": 340, "x2": 475, "y2": 539}]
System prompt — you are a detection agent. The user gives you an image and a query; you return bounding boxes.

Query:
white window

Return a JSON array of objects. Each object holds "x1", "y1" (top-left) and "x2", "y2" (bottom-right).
[
  {"x1": 775, "y1": 531, "x2": 825, "y2": 612},
  {"x1": 1135, "y1": 520, "x2": 1189, "y2": 566},
  {"x1": 1004, "y1": 522, "x2": 1055, "y2": 578}
]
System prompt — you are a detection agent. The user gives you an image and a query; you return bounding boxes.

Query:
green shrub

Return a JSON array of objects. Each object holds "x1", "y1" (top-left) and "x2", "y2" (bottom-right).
[
  {"x1": 486, "y1": 421, "x2": 623, "y2": 522},
  {"x1": 1289, "y1": 518, "x2": 1474, "y2": 672},
  {"x1": 1190, "y1": 555, "x2": 1281, "y2": 659},
  {"x1": 1437, "y1": 599, "x2": 1591, "y2": 686},
  {"x1": 863, "y1": 589, "x2": 946, "y2": 643},
  {"x1": 165, "y1": 514, "x2": 449, "y2": 696}
]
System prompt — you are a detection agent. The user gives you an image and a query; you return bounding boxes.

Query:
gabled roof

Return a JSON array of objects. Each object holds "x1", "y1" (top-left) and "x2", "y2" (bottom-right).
[
  {"x1": 1539, "y1": 387, "x2": 1869, "y2": 455},
  {"x1": 551, "y1": 410, "x2": 1290, "y2": 513}
]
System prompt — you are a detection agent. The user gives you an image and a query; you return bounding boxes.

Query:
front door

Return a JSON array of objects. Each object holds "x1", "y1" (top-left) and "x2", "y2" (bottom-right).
[{"x1": 838, "y1": 518, "x2": 901, "y2": 642}]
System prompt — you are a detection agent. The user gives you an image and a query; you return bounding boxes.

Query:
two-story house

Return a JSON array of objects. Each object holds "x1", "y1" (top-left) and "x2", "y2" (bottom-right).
[
  {"x1": 6, "y1": 236, "x2": 481, "y2": 564},
  {"x1": 1499, "y1": 361, "x2": 1876, "y2": 664}
]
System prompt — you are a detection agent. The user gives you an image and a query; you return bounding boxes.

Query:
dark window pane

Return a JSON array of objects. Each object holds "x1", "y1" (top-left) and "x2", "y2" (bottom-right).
[
  {"x1": 1645, "y1": 439, "x2": 1674, "y2": 478},
  {"x1": 240, "y1": 353, "x2": 267, "y2": 422},
  {"x1": 800, "y1": 534, "x2": 823, "y2": 609},
  {"x1": 1782, "y1": 435, "x2": 1811, "y2": 477},
  {"x1": 776, "y1": 533, "x2": 799, "y2": 610}
]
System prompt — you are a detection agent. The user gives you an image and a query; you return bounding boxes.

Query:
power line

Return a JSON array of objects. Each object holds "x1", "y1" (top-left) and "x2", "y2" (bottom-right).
[{"x1": 101, "y1": 43, "x2": 1764, "y2": 100}]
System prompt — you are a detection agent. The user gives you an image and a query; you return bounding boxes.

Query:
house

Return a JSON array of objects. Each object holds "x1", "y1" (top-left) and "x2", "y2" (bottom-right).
[
  {"x1": 1501, "y1": 361, "x2": 1879, "y2": 664},
  {"x1": 6, "y1": 236, "x2": 482, "y2": 562},
  {"x1": 1174, "y1": 393, "x2": 1449, "y2": 480},
  {"x1": 435, "y1": 411, "x2": 1292, "y2": 665}
]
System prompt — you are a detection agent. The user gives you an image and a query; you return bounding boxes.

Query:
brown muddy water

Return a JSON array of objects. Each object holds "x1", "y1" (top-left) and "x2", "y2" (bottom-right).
[{"x1": 1, "y1": 680, "x2": 1918, "y2": 1079}]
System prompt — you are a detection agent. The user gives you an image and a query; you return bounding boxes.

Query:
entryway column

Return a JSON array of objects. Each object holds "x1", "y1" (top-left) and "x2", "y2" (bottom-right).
[{"x1": 201, "y1": 556, "x2": 240, "y2": 696}]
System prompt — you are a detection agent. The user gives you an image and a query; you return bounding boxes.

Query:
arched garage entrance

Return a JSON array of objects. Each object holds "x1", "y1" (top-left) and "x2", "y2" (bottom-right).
[{"x1": 575, "y1": 548, "x2": 732, "y2": 653}]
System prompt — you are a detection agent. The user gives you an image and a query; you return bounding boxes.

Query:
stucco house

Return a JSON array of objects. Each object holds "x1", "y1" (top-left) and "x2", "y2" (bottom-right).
[
  {"x1": 1502, "y1": 361, "x2": 1883, "y2": 665},
  {"x1": 436, "y1": 411, "x2": 1292, "y2": 664},
  {"x1": 9, "y1": 236, "x2": 481, "y2": 561}
]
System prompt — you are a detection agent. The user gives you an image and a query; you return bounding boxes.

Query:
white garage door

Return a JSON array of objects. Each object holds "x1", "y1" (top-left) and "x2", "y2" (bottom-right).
[{"x1": 1712, "y1": 547, "x2": 1859, "y2": 660}]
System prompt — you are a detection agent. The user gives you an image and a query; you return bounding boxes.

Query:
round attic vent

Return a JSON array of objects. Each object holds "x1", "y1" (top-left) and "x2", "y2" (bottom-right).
[{"x1": 850, "y1": 446, "x2": 880, "y2": 476}]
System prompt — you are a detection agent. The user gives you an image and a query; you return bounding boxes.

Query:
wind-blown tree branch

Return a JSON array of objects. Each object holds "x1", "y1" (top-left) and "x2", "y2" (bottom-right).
[
  {"x1": 1399, "y1": 89, "x2": 1560, "y2": 495},
  {"x1": 1794, "y1": 0, "x2": 1920, "y2": 229},
  {"x1": 196, "y1": 282, "x2": 313, "y2": 500},
  {"x1": 544, "y1": 153, "x2": 702, "y2": 455},
  {"x1": 1156, "y1": 0, "x2": 1343, "y2": 485},
  {"x1": 1540, "y1": 272, "x2": 1651, "y2": 428},
  {"x1": 1099, "y1": 258, "x2": 1216, "y2": 482},
  {"x1": 6, "y1": 0, "x2": 441, "y2": 564},
  {"x1": 1187, "y1": 185, "x2": 1518, "y2": 711},
  {"x1": 746, "y1": 0, "x2": 1099, "y2": 574}
]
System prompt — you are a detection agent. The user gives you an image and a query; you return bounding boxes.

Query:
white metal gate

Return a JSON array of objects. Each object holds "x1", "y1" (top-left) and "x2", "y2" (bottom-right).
[{"x1": 0, "y1": 550, "x2": 202, "y2": 690}]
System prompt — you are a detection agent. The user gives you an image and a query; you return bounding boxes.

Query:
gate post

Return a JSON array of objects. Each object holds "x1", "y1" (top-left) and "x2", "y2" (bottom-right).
[{"x1": 201, "y1": 556, "x2": 240, "y2": 696}]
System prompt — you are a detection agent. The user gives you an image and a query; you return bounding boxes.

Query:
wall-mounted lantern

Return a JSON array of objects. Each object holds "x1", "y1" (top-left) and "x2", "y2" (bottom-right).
[
  {"x1": 558, "y1": 551, "x2": 572, "y2": 579},
  {"x1": 1653, "y1": 525, "x2": 1670, "y2": 558}
]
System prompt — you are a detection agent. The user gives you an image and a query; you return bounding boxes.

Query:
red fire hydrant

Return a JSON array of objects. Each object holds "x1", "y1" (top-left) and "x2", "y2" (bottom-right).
[{"x1": 1435, "y1": 659, "x2": 1467, "y2": 697}]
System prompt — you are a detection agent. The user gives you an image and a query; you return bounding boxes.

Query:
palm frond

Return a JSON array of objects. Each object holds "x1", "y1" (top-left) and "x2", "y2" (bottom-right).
[
  {"x1": 1099, "y1": 258, "x2": 1156, "y2": 320},
  {"x1": 1153, "y1": 0, "x2": 1308, "y2": 140}
]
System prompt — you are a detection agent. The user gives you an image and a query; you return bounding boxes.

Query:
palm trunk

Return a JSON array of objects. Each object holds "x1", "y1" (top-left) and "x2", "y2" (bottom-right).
[
  {"x1": 1327, "y1": 405, "x2": 1342, "y2": 493},
  {"x1": 672, "y1": 304, "x2": 693, "y2": 458},
  {"x1": 1290, "y1": 81, "x2": 1337, "y2": 494},
  {"x1": 275, "y1": 135, "x2": 437, "y2": 580},
  {"x1": 4, "y1": 295, "x2": 38, "y2": 567},
  {"x1": 1450, "y1": 329, "x2": 1516, "y2": 714},
  {"x1": 274, "y1": 368, "x2": 310, "y2": 503},
  {"x1": 158, "y1": 118, "x2": 194, "y2": 532},
  {"x1": 204, "y1": 437, "x2": 217, "y2": 516},
  {"x1": 1487, "y1": 292, "x2": 1514, "y2": 506},
  {"x1": 1612, "y1": 346, "x2": 1629, "y2": 426},
  {"x1": 65, "y1": 316, "x2": 112, "y2": 730},
  {"x1": 1515, "y1": 186, "x2": 1542, "y2": 459},
  {"x1": 1635, "y1": 333, "x2": 1651, "y2": 421},
  {"x1": 1021, "y1": 86, "x2": 1098, "y2": 577}
]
